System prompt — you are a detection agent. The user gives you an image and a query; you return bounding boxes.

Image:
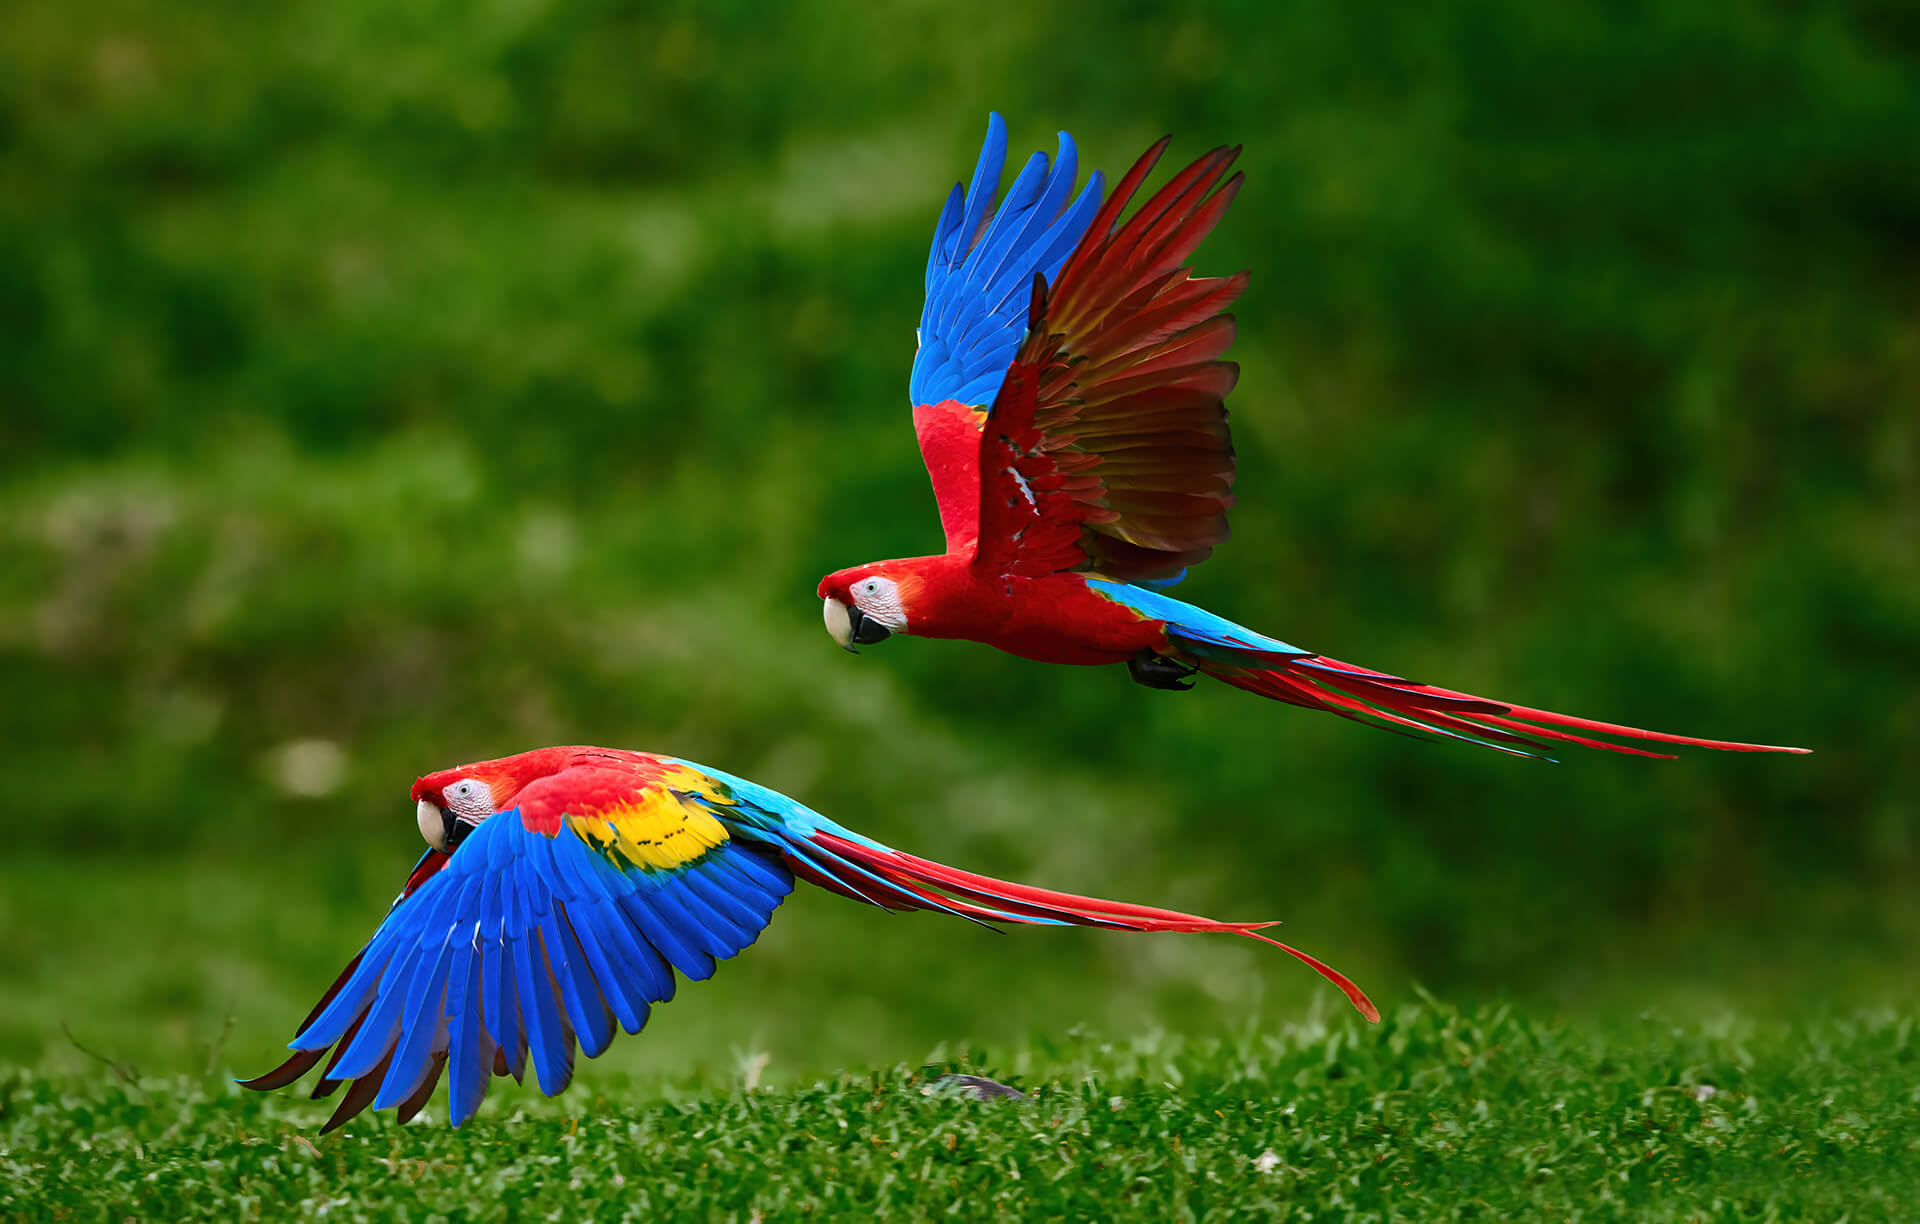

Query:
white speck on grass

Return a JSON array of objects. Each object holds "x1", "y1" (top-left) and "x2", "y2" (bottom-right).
[{"x1": 1253, "y1": 1150, "x2": 1281, "y2": 1174}]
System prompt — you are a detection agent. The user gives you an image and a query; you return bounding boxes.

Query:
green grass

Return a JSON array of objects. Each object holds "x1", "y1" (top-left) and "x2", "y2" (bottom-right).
[{"x1": 5, "y1": 1002, "x2": 1915, "y2": 1222}]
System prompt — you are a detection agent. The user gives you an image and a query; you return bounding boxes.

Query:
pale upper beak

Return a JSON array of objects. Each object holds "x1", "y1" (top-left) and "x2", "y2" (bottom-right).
[
  {"x1": 417, "y1": 798, "x2": 447, "y2": 850},
  {"x1": 823, "y1": 597, "x2": 892, "y2": 653},
  {"x1": 823, "y1": 597, "x2": 856, "y2": 652}
]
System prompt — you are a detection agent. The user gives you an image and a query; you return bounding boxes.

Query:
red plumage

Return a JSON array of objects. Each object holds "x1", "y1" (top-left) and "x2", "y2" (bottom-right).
[{"x1": 818, "y1": 123, "x2": 1805, "y2": 761}]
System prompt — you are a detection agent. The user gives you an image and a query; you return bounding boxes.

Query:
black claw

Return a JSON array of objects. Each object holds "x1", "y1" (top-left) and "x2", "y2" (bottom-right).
[{"x1": 1128, "y1": 653, "x2": 1198, "y2": 691}]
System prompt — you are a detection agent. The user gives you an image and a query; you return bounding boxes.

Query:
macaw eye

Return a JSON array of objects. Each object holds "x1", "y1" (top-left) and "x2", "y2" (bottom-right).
[
  {"x1": 442, "y1": 778, "x2": 494, "y2": 821},
  {"x1": 863, "y1": 580, "x2": 879, "y2": 594}
]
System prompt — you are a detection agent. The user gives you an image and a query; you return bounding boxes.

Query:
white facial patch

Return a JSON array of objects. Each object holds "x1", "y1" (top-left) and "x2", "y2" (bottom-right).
[
  {"x1": 415, "y1": 777, "x2": 496, "y2": 851},
  {"x1": 444, "y1": 778, "x2": 494, "y2": 821},
  {"x1": 849, "y1": 576, "x2": 908, "y2": 631}
]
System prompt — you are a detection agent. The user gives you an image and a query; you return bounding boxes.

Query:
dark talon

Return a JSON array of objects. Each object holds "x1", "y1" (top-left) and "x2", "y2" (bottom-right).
[{"x1": 1128, "y1": 652, "x2": 1197, "y2": 691}]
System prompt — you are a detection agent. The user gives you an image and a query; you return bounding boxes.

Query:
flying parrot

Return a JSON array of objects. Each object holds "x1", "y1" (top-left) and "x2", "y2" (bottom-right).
[
  {"x1": 817, "y1": 114, "x2": 1807, "y2": 761},
  {"x1": 243, "y1": 745, "x2": 1374, "y2": 1131}
]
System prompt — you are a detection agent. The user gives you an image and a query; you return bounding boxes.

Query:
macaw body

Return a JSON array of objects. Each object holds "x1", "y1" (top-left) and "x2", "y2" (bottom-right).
[
  {"x1": 244, "y1": 745, "x2": 1373, "y2": 1132},
  {"x1": 818, "y1": 115, "x2": 1806, "y2": 761}
]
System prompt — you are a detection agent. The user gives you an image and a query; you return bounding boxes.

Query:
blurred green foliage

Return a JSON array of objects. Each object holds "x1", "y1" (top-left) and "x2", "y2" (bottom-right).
[{"x1": 2, "y1": 0, "x2": 1915, "y2": 1081}]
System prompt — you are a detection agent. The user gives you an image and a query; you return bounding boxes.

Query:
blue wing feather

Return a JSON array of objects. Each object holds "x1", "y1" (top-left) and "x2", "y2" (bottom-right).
[
  {"x1": 910, "y1": 114, "x2": 1105, "y2": 408},
  {"x1": 444, "y1": 926, "x2": 487, "y2": 1127},
  {"x1": 565, "y1": 902, "x2": 648, "y2": 1034},
  {"x1": 621, "y1": 888, "x2": 717, "y2": 981},
  {"x1": 487, "y1": 934, "x2": 526, "y2": 1083},
  {"x1": 327, "y1": 942, "x2": 421, "y2": 1080},
  {"x1": 594, "y1": 896, "x2": 678, "y2": 1004},
  {"x1": 546, "y1": 908, "x2": 614, "y2": 1059},
  {"x1": 374, "y1": 940, "x2": 453, "y2": 1109},
  {"x1": 512, "y1": 925, "x2": 571, "y2": 1097},
  {"x1": 681, "y1": 866, "x2": 772, "y2": 936},
  {"x1": 271, "y1": 776, "x2": 800, "y2": 1129}
]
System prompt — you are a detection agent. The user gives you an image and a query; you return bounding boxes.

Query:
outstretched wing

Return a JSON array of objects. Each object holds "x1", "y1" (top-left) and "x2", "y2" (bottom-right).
[
  {"x1": 973, "y1": 137, "x2": 1246, "y2": 584},
  {"x1": 909, "y1": 114, "x2": 1105, "y2": 554},
  {"x1": 240, "y1": 763, "x2": 794, "y2": 1131}
]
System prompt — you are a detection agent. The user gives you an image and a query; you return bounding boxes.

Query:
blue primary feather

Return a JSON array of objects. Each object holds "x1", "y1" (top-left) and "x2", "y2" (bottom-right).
[
  {"x1": 910, "y1": 113, "x2": 1105, "y2": 408},
  {"x1": 546, "y1": 909, "x2": 613, "y2": 1059},
  {"x1": 681, "y1": 866, "x2": 768, "y2": 936},
  {"x1": 480, "y1": 936, "x2": 516, "y2": 1072},
  {"x1": 665, "y1": 876, "x2": 754, "y2": 953},
  {"x1": 595, "y1": 898, "x2": 677, "y2": 1004},
  {"x1": 277, "y1": 786, "x2": 801, "y2": 1127},
  {"x1": 620, "y1": 888, "x2": 717, "y2": 981},
  {"x1": 512, "y1": 928, "x2": 570, "y2": 1097},
  {"x1": 444, "y1": 930, "x2": 486, "y2": 1126},
  {"x1": 566, "y1": 902, "x2": 647, "y2": 1034},
  {"x1": 374, "y1": 940, "x2": 452, "y2": 1109},
  {"x1": 291, "y1": 951, "x2": 385, "y2": 1050},
  {"x1": 490, "y1": 936, "x2": 526, "y2": 1083},
  {"x1": 327, "y1": 942, "x2": 420, "y2": 1079}
]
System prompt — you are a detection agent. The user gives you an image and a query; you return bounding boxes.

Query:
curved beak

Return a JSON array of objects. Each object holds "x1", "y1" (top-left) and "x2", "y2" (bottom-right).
[
  {"x1": 822, "y1": 597, "x2": 891, "y2": 653},
  {"x1": 415, "y1": 799, "x2": 474, "y2": 853},
  {"x1": 417, "y1": 799, "x2": 449, "y2": 850}
]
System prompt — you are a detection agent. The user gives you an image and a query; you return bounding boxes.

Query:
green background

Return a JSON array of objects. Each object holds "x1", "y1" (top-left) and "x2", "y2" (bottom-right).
[{"x1": 2, "y1": 0, "x2": 1913, "y2": 1093}]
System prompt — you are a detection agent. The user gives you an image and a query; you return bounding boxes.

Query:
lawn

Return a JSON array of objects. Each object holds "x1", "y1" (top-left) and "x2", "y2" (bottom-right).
[{"x1": 5, "y1": 1001, "x2": 1914, "y2": 1222}]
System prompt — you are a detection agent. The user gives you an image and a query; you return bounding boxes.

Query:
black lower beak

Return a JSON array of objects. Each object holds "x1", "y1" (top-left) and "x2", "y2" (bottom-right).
[
  {"x1": 848, "y1": 606, "x2": 892, "y2": 647},
  {"x1": 441, "y1": 807, "x2": 473, "y2": 853}
]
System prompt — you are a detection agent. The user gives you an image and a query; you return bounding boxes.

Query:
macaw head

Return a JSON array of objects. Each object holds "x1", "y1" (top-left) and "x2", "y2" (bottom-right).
[
  {"x1": 817, "y1": 564, "x2": 917, "y2": 652},
  {"x1": 409, "y1": 747, "x2": 577, "y2": 853}
]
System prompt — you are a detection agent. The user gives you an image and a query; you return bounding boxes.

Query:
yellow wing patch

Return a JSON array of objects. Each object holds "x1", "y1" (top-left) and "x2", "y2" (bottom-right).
[{"x1": 567, "y1": 784, "x2": 730, "y2": 874}]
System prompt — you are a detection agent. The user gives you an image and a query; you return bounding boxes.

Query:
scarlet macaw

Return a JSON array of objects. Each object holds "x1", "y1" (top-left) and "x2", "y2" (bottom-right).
[
  {"x1": 818, "y1": 115, "x2": 1806, "y2": 760},
  {"x1": 243, "y1": 745, "x2": 1373, "y2": 1131}
]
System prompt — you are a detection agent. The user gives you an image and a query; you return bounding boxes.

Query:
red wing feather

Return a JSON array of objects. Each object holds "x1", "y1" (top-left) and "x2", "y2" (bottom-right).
[{"x1": 975, "y1": 138, "x2": 1247, "y2": 582}]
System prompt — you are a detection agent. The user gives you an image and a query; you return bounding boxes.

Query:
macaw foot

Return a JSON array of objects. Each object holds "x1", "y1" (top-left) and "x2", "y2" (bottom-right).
[{"x1": 1128, "y1": 652, "x2": 1198, "y2": 691}]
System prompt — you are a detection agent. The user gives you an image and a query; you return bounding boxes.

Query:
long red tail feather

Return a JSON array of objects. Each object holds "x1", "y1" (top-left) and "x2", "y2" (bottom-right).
[
  {"x1": 807, "y1": 831, "x2": 1379, "y2": 1023},
  {"x1": 1207, "y1": 653, "x2": 1807, "y2": 759}
]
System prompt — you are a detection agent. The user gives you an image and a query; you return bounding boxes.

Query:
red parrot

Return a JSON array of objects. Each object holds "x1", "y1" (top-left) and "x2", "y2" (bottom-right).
[
  {"x1": 243, "y1": 746, "x2": 1373, "y2": 1131},
  {"x1": 818, "y1": 115, "x2": 1806, "y2": 760}
]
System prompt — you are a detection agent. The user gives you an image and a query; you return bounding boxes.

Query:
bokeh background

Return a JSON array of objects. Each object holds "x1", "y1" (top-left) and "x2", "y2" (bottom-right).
[{"x1": 3, "y1": 0, "x2": 1914, "y2": 1086}]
